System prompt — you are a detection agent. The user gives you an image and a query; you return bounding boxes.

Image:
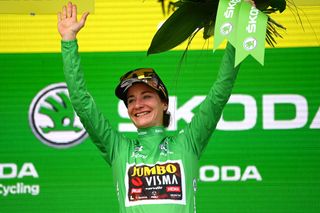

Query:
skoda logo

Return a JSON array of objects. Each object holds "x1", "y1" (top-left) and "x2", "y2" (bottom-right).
[
  {"x1": 220, "y1": 22, "x2": 233, "y2": 36},
  {"x1": 243, "y1": 37, "x2": 257, "y2": 51},
  {"x1": 29, "y1": 83, "x2": 87, "y2": 148}
]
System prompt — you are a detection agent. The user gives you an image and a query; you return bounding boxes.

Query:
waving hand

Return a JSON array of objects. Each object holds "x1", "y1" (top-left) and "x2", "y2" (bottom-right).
[{"x1": 57, "y1": 2, "x2": 89, "y2": 41}]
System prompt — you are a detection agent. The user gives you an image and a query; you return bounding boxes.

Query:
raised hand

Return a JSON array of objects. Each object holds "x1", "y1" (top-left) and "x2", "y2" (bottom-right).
[{"x1": 57, "y1": 2, "x2": 89, "y2": 41}]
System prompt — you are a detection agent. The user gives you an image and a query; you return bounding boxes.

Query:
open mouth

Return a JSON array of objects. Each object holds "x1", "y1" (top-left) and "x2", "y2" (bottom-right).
[{"x1": 135, "y1": 112, "x2": 150, "y2": 117}]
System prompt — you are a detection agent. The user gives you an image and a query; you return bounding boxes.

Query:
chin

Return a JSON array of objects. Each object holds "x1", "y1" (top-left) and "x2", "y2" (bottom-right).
[
  {"x1": 132, "y1": 116, "x2": 150, "y2": 128},
  {"x1": 135, "y1": 122, "x2": 152, "y2": 129}
]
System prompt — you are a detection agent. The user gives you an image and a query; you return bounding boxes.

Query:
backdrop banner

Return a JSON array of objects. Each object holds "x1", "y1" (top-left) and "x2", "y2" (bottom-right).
[{"x1": 0, "y1": 0, "x2": 94, "y2": 14}]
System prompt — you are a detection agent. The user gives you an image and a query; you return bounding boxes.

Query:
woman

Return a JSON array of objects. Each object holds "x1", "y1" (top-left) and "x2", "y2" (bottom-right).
[{"x1": 58, "y1": 2, "x2": 240, "y2": 212}]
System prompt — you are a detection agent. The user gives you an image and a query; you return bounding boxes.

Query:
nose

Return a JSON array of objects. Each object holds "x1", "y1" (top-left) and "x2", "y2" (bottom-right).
[{"x1": 133, "y1": 97, "x2": 144, "y2": 109}]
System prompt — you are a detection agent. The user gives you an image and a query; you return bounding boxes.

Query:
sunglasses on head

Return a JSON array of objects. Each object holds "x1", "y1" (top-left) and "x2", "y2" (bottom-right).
[
  {"x1": 120, "y1": 68, "x2": 156, "y2": 81},
  {"x1": 116, "y1": 68, "x2": 168, "y2": 104}
]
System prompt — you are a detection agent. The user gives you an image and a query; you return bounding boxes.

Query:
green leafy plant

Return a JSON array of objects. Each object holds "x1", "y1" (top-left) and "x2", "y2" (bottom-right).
[{"x1": 149, "y1": 0, "x2": 298, "y2": 55}]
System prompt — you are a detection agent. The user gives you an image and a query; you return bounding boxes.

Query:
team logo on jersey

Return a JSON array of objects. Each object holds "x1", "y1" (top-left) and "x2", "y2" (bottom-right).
[
  {"x1": 159, "y1": 139, "x2": 173, "y2": 156},
  {"x1": 29, "y1": 83, "x2": 87, "y2": 148},
  {"x1": 125, "y1": 160, "x2": 186, "y2": 206}
]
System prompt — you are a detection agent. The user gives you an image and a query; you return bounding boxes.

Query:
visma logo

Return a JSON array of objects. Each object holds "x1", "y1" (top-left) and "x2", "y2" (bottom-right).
[{"x1": 29, "y1": 83, "x2": 87, "y2": 148}]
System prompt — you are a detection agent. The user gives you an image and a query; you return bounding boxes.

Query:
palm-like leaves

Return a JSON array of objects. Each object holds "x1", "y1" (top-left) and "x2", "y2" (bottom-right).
[
  {"x1": 149, "y1": 0, "x2": 294, "y2": 54},
  {"x1": 148, "y1": 1, "x2": 218, "y2": 54}
]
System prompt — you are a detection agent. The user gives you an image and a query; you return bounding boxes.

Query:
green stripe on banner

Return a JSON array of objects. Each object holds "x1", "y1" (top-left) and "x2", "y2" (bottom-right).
[
  {"x1": 213, "y1": 0, "x2": 242, "y2": 49},
  {"x1": 235, "y1": 3, "x2": 268, "y2": 66},
  {"x1": 214, "y1": 0, "x2": 268, "y2": 65}
]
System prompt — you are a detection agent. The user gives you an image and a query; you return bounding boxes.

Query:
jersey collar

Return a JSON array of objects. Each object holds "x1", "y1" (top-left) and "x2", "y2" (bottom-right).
[{"x1": 137, "y1": 126, "x2": 165, "y2": 138}]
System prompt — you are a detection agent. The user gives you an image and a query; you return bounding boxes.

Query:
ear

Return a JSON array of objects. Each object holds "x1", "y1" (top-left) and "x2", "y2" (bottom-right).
[{"x1": 163, "y1": 103, "x2": 168, "y2": 111}]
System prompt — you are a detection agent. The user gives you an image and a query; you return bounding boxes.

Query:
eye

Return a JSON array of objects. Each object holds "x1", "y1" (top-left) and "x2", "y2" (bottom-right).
[
  {"x1": 143, "y1": 94, "x2": 153, "y2": 100},
  {"x1": 127, "y1": 97, "x2": 135, "y2": 105}
]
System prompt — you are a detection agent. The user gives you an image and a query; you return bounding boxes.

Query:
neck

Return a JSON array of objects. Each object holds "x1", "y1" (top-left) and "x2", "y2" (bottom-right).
[{"x1": 137, "y1": 126, "x2": 165, "y2": 138}]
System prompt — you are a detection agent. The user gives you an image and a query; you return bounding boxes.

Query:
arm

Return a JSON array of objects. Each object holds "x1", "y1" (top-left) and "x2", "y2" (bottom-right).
[
  {"x1": 59, "y1": 3, "x2": 124, "y2": 165},
  {"x1": 180, "y1": 43, "x2": 240, "y2": 157},
  {"x1": 62, "y1": 40, "x2": 124, "y2": 165}
]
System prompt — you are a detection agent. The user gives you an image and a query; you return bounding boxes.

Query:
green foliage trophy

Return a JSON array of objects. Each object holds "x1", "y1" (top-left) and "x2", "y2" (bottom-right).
[{"x1": 147, "y1": 0, "x2": 295, "y2": 66}]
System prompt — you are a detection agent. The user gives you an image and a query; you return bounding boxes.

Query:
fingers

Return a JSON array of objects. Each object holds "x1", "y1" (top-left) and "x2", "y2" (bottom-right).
[
  {"x1": 72, "y1": 4, "x2": 77, "y2": 19},
  {"x1": 58, "y1": 2, "x2": 88, "y2": 26},
  {"x1": 67, "y1": 2, "x2": 72, "y2": 18},
  {"x1": 79, "y1": 12, "x2": 90, "y2": 27},
  {"x1": 57, "y1": 12, "x2": 61, "y2": 22},
  {"x1": 62, "y1": 5, "x2": 67, "y2": 19},
  {"x1": 61, "y1": 2, "x2": 75, "y2": 19}
]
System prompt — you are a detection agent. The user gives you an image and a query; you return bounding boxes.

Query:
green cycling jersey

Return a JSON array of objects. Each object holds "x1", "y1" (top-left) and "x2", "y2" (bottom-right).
[{"x1": 62, "y1": 40, "x2": 240, "y2": 212}]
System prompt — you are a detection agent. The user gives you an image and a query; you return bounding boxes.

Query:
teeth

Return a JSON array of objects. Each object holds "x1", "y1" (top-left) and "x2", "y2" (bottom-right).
[{"x1": 136, "y1": 112, "x2": 149, "y2": 117}]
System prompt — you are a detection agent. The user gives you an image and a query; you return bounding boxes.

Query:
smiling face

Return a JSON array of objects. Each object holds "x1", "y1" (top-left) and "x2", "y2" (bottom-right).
[{"x1": 127, "y1": 83, "x2": 168, "y2": 129}]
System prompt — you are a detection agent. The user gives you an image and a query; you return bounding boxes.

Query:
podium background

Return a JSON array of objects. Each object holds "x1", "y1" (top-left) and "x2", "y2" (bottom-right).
[{"x1": 1, "y1": 1, "x2": 320, "y2": 212}]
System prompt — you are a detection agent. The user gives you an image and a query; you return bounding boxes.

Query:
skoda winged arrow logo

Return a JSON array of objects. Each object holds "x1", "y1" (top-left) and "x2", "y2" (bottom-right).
[
  {"x1": 29, "y1": 83, "x2": 87, "y2": 148},
  {"x1": 243, "y1": 37, "x2": 257, "y2": 51},
  {"x1": 220, "y1": 22, "x2": 233, "y2": 36}
]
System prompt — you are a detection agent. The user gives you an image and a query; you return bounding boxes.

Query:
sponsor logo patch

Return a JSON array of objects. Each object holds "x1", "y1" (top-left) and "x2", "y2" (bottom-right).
[{"x1": 125, "y1": 160, "x2": 186, "y2": 206}]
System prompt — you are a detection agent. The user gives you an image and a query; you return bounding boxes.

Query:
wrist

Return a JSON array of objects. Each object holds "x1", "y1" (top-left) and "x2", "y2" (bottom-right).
[{"x1": 62, "y1": 33, "x2": 76, "y2": 41}]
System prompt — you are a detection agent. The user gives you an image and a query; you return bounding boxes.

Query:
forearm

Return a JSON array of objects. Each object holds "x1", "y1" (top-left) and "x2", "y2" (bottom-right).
[
  {"x1": 206, "y1": 42, "x2": 240, "y2": 120},
  {"x1": 61, "y1": 40, "x2": 121, "y2": 165},
  {"x1": 186, "y1": 43, "x2": 240, "y2": 156},
  {"x1": 62, "y1": 39, "x2": 87, "y2": 110}
]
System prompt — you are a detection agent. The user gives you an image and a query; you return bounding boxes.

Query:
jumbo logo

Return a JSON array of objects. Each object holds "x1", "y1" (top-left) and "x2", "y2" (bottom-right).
[
  {"x1": 29, "y1": 83, "x2": 87, "y2": 148},
  {"x1": 130, "y1": 163, "x2": 177, "y2": 177}
]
